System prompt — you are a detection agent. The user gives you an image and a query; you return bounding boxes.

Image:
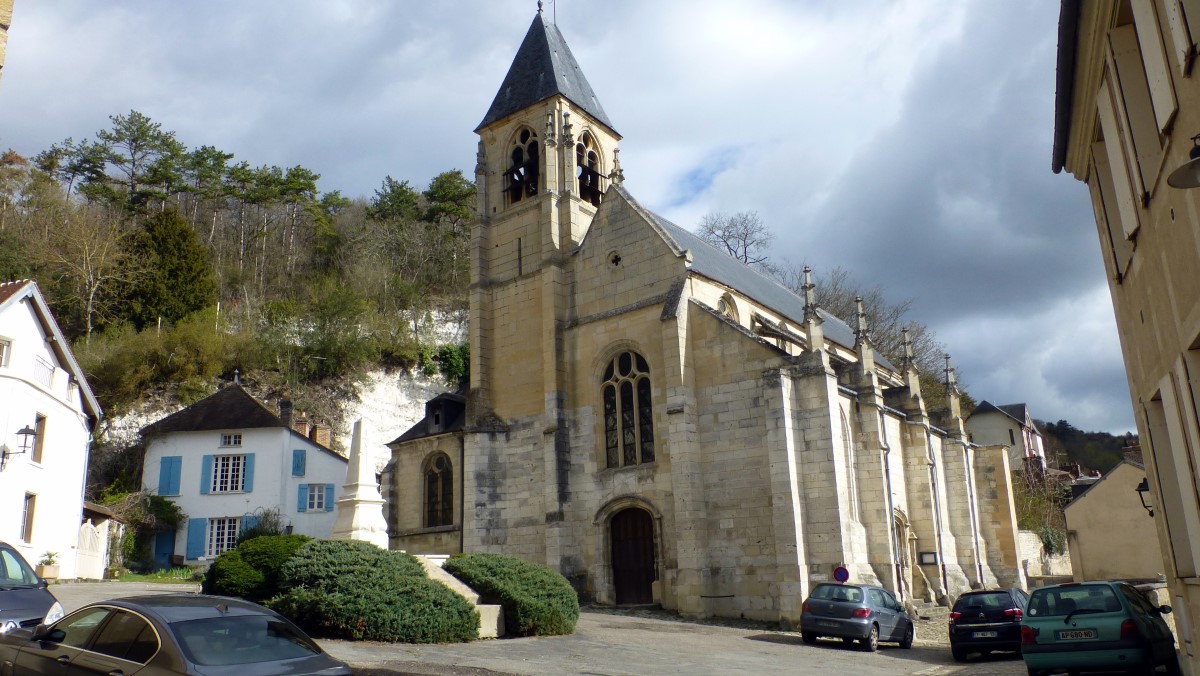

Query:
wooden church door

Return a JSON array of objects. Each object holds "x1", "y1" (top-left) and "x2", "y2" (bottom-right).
[{"x1": 611, "y1": 508, "x2": 655, "y2": 605}]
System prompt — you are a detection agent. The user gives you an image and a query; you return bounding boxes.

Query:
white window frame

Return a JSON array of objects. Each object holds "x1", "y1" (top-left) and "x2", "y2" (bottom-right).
[
  {"x1": 206, "y1": 517, "x2": 240, "y2": 557},
  {"x1": 211, "y1": 454, "x2": 246, "y2": 493},
  {"x1": 0, "y1": 338, "x2": 11, "y2": 367},
  {"x1": 307, "y1": 484, "x2": 325, "y2": 511},
  {"x1": 220, "y1": 433, "x2": 242, "y2": 447}
]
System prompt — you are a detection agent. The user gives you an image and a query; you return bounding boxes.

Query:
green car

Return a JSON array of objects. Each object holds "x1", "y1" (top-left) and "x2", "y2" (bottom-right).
[{"x1": 1021, "y1": 581, "x2": 1179, "y2": 675}]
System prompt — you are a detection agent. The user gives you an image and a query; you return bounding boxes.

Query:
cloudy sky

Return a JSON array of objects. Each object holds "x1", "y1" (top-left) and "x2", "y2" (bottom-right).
[{"x1": 0, "y1": 0, "x2": 1133, "y2": 434}]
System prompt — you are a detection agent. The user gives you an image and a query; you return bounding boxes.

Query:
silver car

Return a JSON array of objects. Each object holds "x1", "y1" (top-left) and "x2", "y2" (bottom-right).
[{"x1": 800, "y1": 582, "x2": 915, "y2": 651}]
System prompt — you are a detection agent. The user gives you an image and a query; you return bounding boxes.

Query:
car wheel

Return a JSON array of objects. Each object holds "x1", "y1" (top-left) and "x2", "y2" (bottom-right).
[
  {"x1": 801, "y1": 632, "x2": 817, "y2": 645},
  {"x1": 951, "y1": 645, "x2": 968, "y2": 662},
  {"x1": 861, "y1": 624, "x2": 879, "y2": 652},
  {"x1": 898, "y1": 623, "x2": 914, "y2": 649},
  {"x1": 1026, "y1": 666, "x2": 1042, "y2": 676}
]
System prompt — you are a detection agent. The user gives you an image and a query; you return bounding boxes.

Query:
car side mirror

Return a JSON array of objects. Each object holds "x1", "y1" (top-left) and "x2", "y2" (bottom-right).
[
  {"x1": 1159, "y1": 605, "x2": 1173, "y2": 615},
  {"x1": 31, "y1": 624, "x2": 52, "y2": 641}
]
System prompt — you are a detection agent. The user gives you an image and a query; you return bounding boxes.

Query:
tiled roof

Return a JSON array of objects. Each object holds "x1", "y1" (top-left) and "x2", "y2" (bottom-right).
[
  {"x1": 0, "y1": 279, "x2": 32, "y2": 304},
  {"x1": 477, "y1": 11, "x2": 616, "y2": 134},
  {"x1": 388, "y1": 392, "x2": 466, "y2": 445},
  {"x1": 611, "y1": 187, "x2": 894, "y2": 369},
  {"x1": 141, "y1": 385, "x2": 284, "y2": 436}
]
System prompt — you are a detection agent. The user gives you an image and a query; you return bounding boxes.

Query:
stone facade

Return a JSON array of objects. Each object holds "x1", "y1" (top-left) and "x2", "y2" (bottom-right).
[
  {"x1": 388, "y1": 9, "x2": 1023, "y2": 626},
  {"x1": 0, "y1": 0, "x2": 11, "y2": 82}
]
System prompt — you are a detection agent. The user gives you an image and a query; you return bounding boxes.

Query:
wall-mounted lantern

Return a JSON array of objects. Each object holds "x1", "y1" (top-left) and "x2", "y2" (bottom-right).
[
  {"x1": 1167, "y1": 135, "x2": 1200, "y2": 189},
  {"x1": 0, "y1": 425, "x2": 37, "y2": 471},
  {"x1": 1135, "y1": 477, "x2": 1155, "y2": 517}
]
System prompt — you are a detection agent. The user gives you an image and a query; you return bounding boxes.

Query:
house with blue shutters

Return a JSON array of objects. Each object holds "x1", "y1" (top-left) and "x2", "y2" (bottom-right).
[{"x1": 140, "y1": 385, "x2": 347, "y2": 567}]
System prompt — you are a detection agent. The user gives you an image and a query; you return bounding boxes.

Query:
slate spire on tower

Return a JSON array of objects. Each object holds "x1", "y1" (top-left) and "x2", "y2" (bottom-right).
[{"x1": 476, "y1": 11, "x2": 616, "y2": 134}]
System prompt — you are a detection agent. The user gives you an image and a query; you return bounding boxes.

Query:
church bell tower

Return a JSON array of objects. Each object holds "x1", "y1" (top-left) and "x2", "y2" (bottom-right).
[{"x1": 469, "y1": 7, "x2": 621, "y2": 423}]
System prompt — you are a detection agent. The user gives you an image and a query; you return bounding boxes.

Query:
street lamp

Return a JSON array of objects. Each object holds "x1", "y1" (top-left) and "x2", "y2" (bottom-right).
[
  {"x1": 1167, "y1": 134, "x2": 1200, "y2": 189},
  {"x1": 1135, "y1": 477, "x2": 1155, "y2": 517},
  {"x1": 0, "y1": 425, "x2": 37, "y2": 471}
]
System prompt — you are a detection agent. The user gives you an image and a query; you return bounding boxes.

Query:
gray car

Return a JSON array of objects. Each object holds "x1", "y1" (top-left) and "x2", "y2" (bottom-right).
[
  {"x1": 0, "y1": 594, "x2": 351, "y2": 676},
  {"x1": 0, "y1": 541, "x2": 62, "y2": 633},
  {"x1": 800, "y1": 582, "x2": 915, "y2": 651}
]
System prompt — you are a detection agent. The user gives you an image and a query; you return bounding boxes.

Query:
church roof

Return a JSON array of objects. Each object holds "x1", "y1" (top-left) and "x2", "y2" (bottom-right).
[
  {"x1": 476, "y1": 11, "x2": 616, "y2": 134},
  {"x1": 610, "y1": 187, "x2": 893, "y2": 369}
]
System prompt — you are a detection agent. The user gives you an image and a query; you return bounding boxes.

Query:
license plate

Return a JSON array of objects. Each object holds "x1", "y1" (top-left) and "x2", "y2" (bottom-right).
[
  {"x1": 1057, "y1": 629, "x2": 1096, "y2": 640},
  {"x1": 973, "y1": 631, "x2": 998, "y2": 638},
  {"x1": 818, "y1": 620, "x2": 839, "y2": 628}
]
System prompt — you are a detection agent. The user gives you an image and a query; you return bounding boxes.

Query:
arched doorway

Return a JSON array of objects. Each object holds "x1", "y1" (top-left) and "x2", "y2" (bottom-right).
[{"x1": 610, "y1": 508, "x2": 655, "y2": 604}]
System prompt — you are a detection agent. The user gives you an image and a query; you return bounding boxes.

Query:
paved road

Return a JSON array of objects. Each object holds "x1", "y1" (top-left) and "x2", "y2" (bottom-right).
[{"x1": 46, "y1": 581, "x2": 1027, "y2": 676}]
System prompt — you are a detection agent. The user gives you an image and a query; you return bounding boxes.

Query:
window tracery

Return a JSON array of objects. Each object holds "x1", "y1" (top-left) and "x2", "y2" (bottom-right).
[
  {"x1": 577, "y1": 131, "x2": 604, "y2": 207},
  {"x1": 506, "y1": 128, "x2": 540, "y2": 205},
  {"x1": 602, "y1": 351, "x2": 655, "y2": 468},
  {"x1": 424, "y1": 453, "x2": 453, "y2": 527}
]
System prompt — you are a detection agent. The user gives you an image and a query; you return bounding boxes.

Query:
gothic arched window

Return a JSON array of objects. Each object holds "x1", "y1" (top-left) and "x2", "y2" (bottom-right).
[
  {"x1": 576, "y1": 132, "x2": 603, "y2": 207},
  {"x1": 424, "y1": 453, "x2": 453, "y2": 527},
  {"x1": 506, "y1": 128, "x2": 540, "y2": 205},
  {"x1": 602, "y1": 351, "x2": 655, "y2": 468}
]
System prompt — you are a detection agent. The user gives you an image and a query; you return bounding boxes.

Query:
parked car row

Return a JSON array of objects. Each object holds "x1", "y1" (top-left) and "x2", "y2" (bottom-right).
[
  {"x1": 799, "y1": 578, "x2": 1181, "y2": 674},
  {"x1": 0, "y1": 541, "x2": 351, "y2": 676}
]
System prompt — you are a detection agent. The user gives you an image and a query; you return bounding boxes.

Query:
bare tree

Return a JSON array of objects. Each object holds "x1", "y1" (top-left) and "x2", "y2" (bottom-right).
[
  {"x1": 697, "y1": 211, "x2": 775, "y2": 270},
  {"x1": 38, "y1": 205, "x2": 139, "y2": 343}
]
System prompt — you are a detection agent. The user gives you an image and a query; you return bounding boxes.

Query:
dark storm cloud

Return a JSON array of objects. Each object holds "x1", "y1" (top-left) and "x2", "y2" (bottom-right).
[{"x1": 0, "y1": 0, "x2": 1136, "y2": 433}]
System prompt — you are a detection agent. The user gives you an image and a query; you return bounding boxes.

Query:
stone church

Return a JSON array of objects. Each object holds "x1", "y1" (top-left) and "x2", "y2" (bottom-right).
[{"x1": 383, "y1": 8, "x2": 1023, "y2": 625}]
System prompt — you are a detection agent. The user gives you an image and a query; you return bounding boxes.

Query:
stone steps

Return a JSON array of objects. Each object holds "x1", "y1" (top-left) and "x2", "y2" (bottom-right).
[
  {"x1": 416, "y1": 555, "x2": 505, "y2": 639},
  {"x1": 911, "y1": 601, "x2": 950, "y2": 621}
]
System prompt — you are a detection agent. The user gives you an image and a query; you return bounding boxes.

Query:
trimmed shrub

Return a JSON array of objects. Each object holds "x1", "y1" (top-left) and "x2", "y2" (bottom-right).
[
  {"x1": 443, "y1": 553, "x2": 579, "y2": 636},
  {"x1": 270, "y1": 539, "x2": 477, "y2": 643},
  {"x1": 202, "y1": 550, "x2": 263, "y2": 599},
  {"x1": 237, "y1": 534, "x2": 312, "y2": 600},
  {"x1": 271, "y1": 577, "x2": 478, "y2": 643}
]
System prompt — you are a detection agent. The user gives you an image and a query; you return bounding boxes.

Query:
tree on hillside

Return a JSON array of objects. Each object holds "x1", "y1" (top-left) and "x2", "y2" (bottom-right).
[
  {"x1": 122, "y1": 210, "x2": 217, "y2": 329},
  {"x1": 422, "y1": 170, "x2": 476, "y2": 232},
  {"x1": 697, "y1": 211, "x2": 774, "y2": 270},
  {"x1": 368, "y1": 176, "x2": 421, "y2": 222},
  {"x1": 39, "y1": 205, "x2": 138, "y2": 342},
  {"x1": 94, "y1": 110, "x2": 187, "y2": 214}
]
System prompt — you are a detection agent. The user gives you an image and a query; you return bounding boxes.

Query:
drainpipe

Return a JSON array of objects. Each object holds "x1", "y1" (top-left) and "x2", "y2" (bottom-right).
[{"x1": 459, "y1": 434, "x2": 466, "y2": 554}]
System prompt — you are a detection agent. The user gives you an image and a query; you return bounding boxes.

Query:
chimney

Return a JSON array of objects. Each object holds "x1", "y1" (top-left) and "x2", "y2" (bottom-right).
[
  {"x1": 293, "y1": 410, "x2": 312, "y2": 437},
  {"x1": 313, "y1": 423, "x2": 332, "y2": 448},
  {"x1": 279, "y1": 399, "x2": 293, "y2": 428}
]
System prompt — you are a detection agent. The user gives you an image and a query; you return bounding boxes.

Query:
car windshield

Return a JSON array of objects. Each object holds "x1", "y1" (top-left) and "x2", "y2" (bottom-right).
[
  {"x1": 0, "y1": 548, "x2": 39, "y2": 587},
  {"x1": 1028, "y1": 586, "x2": 1122, "y2": 617},
  {"x1": 809, "y1": 584, "x2": 864, "y2": 603},
  {"x1": 172, "y1": 614, "x2": 320, "y2": 666},
  {"x1": 954, "y1": 592, "x2": 1013, "y2": 611}
]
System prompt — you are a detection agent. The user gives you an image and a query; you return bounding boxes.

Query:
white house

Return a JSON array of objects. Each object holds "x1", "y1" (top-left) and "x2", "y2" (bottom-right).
[
  {"x1": 141, "y1": 385, "x2": 347, "y2": 566},
  {"x1": 0, "y1": 280, "x2": 102, "y2": 579},
  {"x1": 966, "y1": 401, "x2": 1048, "y2": 472}
]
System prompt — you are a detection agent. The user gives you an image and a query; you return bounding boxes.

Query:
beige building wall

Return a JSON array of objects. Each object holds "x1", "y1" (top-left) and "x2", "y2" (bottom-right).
[
  {"x1": 1065, "y1": 461, "x2": 1165, "y2": 581},
  {"x1": 0, "y1": 0, "x2": 12, "y2": 81},
  {"x1": 1054, "y1": 0, "x2": 1200, "y2": 666}
]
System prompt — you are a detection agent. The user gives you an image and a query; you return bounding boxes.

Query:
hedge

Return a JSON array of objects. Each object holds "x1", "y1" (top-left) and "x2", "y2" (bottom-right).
[
  {"x1": 271, "y1": 539, "x2": 477, "y2": 643},
  {"x1": 201, "y1": 534, "x2": 311, "y2": 602},
  {"x1": 443, "y1": 553, "x2": 579, "y2": 636}
]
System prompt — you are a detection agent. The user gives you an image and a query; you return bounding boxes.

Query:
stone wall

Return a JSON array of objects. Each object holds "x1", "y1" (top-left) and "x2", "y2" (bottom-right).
[{"x1": 0, "y1": 0, "x2": 12, "y2": 82}]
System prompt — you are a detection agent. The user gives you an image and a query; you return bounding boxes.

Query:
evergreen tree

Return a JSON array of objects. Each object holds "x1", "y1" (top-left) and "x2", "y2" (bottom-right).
[{"x1": 124, "y1": 210, "x2": 216, "y2": 329}]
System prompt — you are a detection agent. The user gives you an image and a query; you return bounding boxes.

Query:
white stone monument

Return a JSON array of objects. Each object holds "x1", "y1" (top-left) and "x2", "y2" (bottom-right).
[{"x1": 330, "y1": 419, "x2": 389, "y2": 549}]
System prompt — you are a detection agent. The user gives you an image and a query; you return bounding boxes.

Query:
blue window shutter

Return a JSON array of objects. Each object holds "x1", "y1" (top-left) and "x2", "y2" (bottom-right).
[
  {"x1": 185, "y1": 518, "x2": 206, "y2": 559},
  {"x1": 200, "y1": 455, "x2": 213, "y2": 494},
  {"x1": 297, "y1": 484, "x2": 308, "y2": 512},
  {"x1": 158, "y1": 456, "x2": 181, "y2": 496},
  {"x1": 292, "y1": 449, "x2": 306, "y2": 476},
  {"x1": 324, "y1": 484, "x2": 335, "y2": 512},
  {"x1": 240, "y1": 515, "x2": 259, "y2": 534},
  {"x1": 243, "y1": 453, "x2": 255, "y2": 492}
]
